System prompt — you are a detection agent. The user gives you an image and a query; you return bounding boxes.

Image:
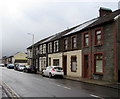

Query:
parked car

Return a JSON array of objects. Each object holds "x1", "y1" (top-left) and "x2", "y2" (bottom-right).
[
  {"x1": 16, "y1": 64, "x2": 26, "y2": 71},
  {"x1": 7, "y1": 64, "x2": 14, "y2": 69},
  {"x1": 0, "y1": 64, "x2": 5, "y2": 67},
  {"x1": 14, "y1": 64, "x2": 19, "y2": 70},
  {"x1": 42, "y1": 66, "x2": 64, "y2": 78},
  {"x1": 23, "y1": 65, "x2": 37, "y2": 73}
]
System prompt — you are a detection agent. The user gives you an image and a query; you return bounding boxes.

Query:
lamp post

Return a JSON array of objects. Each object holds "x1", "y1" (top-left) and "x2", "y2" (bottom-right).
[{"x1": 27, "y1": 33, "x2": 34, "y2": 66}]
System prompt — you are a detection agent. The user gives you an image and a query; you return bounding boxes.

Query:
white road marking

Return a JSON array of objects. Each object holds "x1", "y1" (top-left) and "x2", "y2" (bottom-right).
[
  {"x1": 90, "y1": 94, "x2": 104, "y2": 99},
  {"x1": 63, "y1": 86, "x2": 71, "y2": 90},
  {"x1": 56, "y1": 84, "x2": 71, "y2": 90},
  {"x1": 57, "y1": 85, "x2": 61, "y2": 87}
]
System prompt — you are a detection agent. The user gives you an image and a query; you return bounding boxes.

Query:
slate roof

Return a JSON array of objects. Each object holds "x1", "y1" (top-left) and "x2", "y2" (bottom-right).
[
  {"x1": 63, "y1": 9, "x2": 120, "y2": 36},
  {"x1": 27, "y1": 9, "x2": 120, "y2": 49},
  {"x1": 27, "y1": 26, "x2": 78, "y2": 49}
]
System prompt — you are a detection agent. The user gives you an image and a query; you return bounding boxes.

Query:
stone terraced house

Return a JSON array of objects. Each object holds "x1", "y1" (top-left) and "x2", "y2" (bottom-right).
[{"x1": 27, "y1": 7, "x2": 120, "y2": 82}]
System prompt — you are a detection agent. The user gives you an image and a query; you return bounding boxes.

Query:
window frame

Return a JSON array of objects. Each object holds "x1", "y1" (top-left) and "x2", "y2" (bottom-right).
[
  {"x1": 53, "y1": 59, "x2": 59, "y2": 66},
  {"x1": 93, "y1": 52, "x2": 104, "y2": 74},
  {"x1": 82, "y1": 31, "x2": 90, "y2": 47},
  {"x1": 64, "y1": 38, "x2": 68, "y2": 50},
  {"x1": 71, "y1": 56, "x2": 77, "y2": 72},
  {"x1": 71, "y1": 36, "x2": 77, "y2": 49},
  {"x1": 43, "y1": 44, "x2": 46, "y2": 54},
  {"x1": 54, "y1": 40, "x2": 59, "y2": 52},
  {"x1": 39, "y1": 45, "x2": 43, "y2": 54},
  {"x1": 48, "y1": 42, "x2": 52, "y2": 53},
  {"x1": 94, "y1": 27, "x2": 103, "y2": 46}
]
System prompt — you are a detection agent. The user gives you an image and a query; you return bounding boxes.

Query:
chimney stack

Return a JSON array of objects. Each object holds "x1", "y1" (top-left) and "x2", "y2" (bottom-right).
[{"x1": 99, "y1": 7, "x2": 112, "y2": 17}]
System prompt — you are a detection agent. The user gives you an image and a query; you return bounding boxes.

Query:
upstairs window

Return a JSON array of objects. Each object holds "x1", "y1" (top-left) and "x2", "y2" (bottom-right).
[
  {"x1": 64, "y1": 39, "x2": 68, "y2": 50},
  {"x1": 72, "y1": 36, "x2": 77, "y2": 49},
  {"x1": 39, "y1": 45, "x2": 43, "y2": 54},
  {"x1": 54, "y1": 40, "x2": 59, "y2": 52},
  {"x1": 48, "y1": 42, "x2": 52, "y2": 53},
  {"x1": 43, "y1": 44, "x2": 46, "y2": 54},
  {"x1": 95, "y1": 29, "x2": 102, "y2": 45},
  {"x1": 35, "y1": 47, "x2": 39, "y2": 55},
  {"x1": 83, "y1": 33, "x2": 89, "y2": 47}
]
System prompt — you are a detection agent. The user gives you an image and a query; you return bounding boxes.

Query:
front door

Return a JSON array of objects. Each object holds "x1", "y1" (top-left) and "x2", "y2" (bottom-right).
[
  {"x1": 84, "y1": 55, "x2": 89, "y2": 78},
  {"x1": 63, "y1": 56, "x2": 67, "y2": 75}
]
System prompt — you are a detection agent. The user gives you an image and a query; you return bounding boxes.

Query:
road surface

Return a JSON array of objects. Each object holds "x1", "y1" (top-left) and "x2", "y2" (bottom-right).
[{"x1": 2, "y1": 67, "x2": 119, "y2": 98}]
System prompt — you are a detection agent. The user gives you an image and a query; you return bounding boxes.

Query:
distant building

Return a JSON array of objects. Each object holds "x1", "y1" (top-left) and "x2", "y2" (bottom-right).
[
  {"x1": 13, "y1": 52, "x2": 28, "y2": 65},
  {"x1": 2, "y1": 52, "x2": 28, "y2": 66}
]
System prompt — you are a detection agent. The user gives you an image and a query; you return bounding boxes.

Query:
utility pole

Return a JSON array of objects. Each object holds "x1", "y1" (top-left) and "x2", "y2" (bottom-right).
[{"x1": 27, "y1": 33, "x2": 34, "y2": 66}]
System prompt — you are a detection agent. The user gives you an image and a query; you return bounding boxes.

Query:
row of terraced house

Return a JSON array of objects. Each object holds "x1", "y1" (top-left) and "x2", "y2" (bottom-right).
[{"x1": 27, "y1": 7, "x2": 120, "y2": 82}]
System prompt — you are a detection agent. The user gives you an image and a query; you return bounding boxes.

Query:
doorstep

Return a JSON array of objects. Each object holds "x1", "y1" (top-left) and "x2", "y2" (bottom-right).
[{"x1": 63, "y1": 76, "x2": 120, "y2": 89}]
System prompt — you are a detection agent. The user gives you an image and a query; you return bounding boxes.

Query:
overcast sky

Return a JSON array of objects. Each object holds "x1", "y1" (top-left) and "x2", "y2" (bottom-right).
[{"x1": 0, "y1": 0, "x2": 119, "y2": 57}]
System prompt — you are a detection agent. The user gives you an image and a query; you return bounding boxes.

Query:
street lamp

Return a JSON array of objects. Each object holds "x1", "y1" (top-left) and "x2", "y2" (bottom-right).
[{"x1": 27, "y1": 33, "x2": 34, "y2": 66}]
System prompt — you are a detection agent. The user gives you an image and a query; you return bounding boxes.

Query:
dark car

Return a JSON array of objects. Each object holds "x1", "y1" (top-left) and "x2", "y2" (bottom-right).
[
  {"x1": 7, "y1": 64, "x2": 14, "y2": 69},
  {"x1": 23, "y1": 65, "x2": 37, "y2": 73}
]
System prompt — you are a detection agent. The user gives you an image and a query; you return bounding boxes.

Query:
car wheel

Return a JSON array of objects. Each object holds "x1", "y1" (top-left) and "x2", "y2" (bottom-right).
[
  {"x1": 61, "y1": 76, "x2": 63, "y2": 79},
  {"x1": 49, "y1": 73, "x2": 52, "y2": 78},
  {"x1": 26, "y1": 69, "x2": 29, "y2": 73},
  {"x1": 42, "y1": 72, "x2": 45, "y2": 77}
]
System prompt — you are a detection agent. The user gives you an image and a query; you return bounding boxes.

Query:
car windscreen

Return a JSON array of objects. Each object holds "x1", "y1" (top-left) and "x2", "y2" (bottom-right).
[
  {"x1": 9, "y1": 64, "x2": 14, "y2": 66},
  {"x1": 19, "y1": 65, "x2": 25, "y2": 67},
  {"x1": 26, "y1": 65, "x2": 30, "y2": 68},
  {"x1": 54, "y1": 67, "x2": 63, "y2": 70}
]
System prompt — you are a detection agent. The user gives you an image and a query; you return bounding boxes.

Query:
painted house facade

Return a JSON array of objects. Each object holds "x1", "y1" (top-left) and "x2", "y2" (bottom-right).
[
  {"x1": 13, "y1": 52, "x2": 28, "y2": 65},
  {"x1": 27, "y1": 8, "x2": 120, "y2": 82}
]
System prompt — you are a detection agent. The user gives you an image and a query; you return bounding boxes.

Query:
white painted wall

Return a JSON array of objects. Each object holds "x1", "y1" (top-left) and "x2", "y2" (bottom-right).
[
  {"x1": 63, "y1": 50, "x2": 82, "y2": 77},
  {"x1": 48, "y1": 53, "x2": 63, "y2": 67}
]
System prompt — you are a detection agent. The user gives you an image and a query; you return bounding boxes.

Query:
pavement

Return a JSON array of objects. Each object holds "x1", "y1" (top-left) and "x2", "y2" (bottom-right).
[
  {"x1": 37, "y1": 71, "x2": 120, "y2": 90},
  {"x1": 63, "y1": 76, "x2": 120, "y2": 90}
]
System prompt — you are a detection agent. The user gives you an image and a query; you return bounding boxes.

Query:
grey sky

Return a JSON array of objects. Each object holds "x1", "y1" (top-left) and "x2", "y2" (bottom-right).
[{"x1": 0, "y1": 0, "x2": 119, "y2": 57}]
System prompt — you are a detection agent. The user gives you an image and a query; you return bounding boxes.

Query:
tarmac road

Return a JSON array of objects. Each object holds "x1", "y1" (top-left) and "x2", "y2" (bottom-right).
[{"x1": 2, "y1": 67, "x2": 119, "y2": 98}]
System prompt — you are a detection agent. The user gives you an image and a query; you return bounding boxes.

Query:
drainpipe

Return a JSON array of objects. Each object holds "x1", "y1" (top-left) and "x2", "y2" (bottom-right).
[{"x1": 90, "y1": 28, "x2": 93, "y2": 79}]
